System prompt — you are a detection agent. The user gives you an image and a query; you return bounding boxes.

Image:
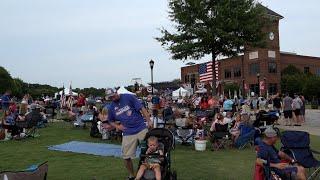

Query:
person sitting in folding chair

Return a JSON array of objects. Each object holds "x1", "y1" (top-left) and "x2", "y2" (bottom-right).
[
  {"x1": 209, "y1": 113, "x2": 230, "y2": 151},
  {"x1": 256, "y1": 126, "x2": 306, "y2": 180}
]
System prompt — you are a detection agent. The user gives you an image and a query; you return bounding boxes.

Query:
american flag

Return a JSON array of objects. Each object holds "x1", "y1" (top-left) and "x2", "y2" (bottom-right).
[
  {"x1": 199, "y1": 61, "x2": 219, "y2": 82},
  {"x1": 199, "y1": 62, "x2": 212, "y2": 82}
]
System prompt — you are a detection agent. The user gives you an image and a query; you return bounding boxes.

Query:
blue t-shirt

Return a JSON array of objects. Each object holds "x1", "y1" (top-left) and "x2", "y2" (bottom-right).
[
  {"x1": 223, "y1": 99, "x2": 234, "y2": 111},
  {"x1": 151, "y1": 96, "x2": 160, "y2": 105},
  {"x1": 107, "y1": 94, "x2": 146, "y2": 136},
  {"x1": 1, "y1": 94, "x2": 10, "y2": 109},
  {"x1": 257, "y1": 141, "x2": 280, "y2": 164}
]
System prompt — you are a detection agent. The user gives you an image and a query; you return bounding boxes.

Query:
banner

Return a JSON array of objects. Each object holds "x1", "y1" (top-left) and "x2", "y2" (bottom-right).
[
  {"x1": 244, "y1": 83, "x2": 249, "y2": 90},
  {"x1": 260, "y1": 81, "x2": 265, "y2": 90}
]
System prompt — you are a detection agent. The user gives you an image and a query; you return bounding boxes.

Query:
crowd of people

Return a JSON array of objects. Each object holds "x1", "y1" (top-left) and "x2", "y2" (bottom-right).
[{"x1": 0, "y1": 87, "x2": 313, "y2": 179}]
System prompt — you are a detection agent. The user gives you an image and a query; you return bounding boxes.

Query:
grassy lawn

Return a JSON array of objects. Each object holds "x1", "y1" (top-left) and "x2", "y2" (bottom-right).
[{"x1": 1, "y1": 122, "x2": 320, "y2": 180}]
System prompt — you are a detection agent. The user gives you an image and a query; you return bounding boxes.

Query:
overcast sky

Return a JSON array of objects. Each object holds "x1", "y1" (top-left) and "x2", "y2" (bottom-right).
[{"x1": 0, "y1": 0, "x2": 319, "y2": 88}]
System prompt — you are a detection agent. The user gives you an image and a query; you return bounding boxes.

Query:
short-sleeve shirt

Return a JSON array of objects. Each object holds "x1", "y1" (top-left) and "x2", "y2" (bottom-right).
[
  {"x1": 1, "y1": 94, "x2": 10, "y2": 109},
  {"x1": 257, "y1": 141, "x2": 280, "y2": 164},
  {"x1": 273, "y1": 97, "x2": 282, "y2": 109},
  {"x1": 283, "y1": 96, "x2": 293, "y2": 111},
  {"x1": 223, "y1": 99, "x2": 234, "y2": 111},
  {"x1": 107, "y1": 94, "x2": 146, "y2": 136}
]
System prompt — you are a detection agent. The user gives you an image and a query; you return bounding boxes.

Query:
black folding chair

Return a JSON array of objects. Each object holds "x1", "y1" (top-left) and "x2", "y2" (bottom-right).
[{"x1": 281, "y1": 131, "x2": 320, "y2": 180}]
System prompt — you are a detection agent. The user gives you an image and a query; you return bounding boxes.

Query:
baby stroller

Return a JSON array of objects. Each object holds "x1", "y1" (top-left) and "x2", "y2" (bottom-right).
[
  {"x1": 253, "y1": 110, "x2": 279, "y2": 128},
  {"x1": 138, "y1": 128, "x2": 177, "y2": 180},
  {"x1": 281, "y1": 131, "x2": 320, "y2": 180}
]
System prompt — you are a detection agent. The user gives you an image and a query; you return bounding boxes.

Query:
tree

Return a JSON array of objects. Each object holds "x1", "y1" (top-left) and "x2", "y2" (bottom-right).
[
  {"x1": 281, "y1": 64, "x2": 301, "y2": 76},
  {"x1": 224, "y1": 83, "x2": 240, "y2": 97},
  {"x1": 302, "y1": 76, "x2": 320, "y2": 99},
  {"x1": 281, "y1": 74, "x2": 304, "y2": 96},
  {"x1": 156, "y1": 0, "x2": 268, "y2": 95},
  {"x1": 0, "y1": 66, "x2": 14, "y2": 94}
]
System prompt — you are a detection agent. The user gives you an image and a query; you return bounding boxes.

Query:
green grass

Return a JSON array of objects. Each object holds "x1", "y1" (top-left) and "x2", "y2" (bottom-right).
[{"x1": 1, "y1": 122, "x2": 320, "y2": 180}]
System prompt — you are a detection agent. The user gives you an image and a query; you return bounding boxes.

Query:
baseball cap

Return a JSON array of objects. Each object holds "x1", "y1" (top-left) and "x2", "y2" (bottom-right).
[
  {"x1": 264, "y1": 126, "x2": 278, "y2": 138},
  {"x1": 105, "y1": 88, "x2": 117, "y2": 99}
]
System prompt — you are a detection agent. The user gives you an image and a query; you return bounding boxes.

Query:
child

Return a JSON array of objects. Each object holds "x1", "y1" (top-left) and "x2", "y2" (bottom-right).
[{"x1": 136, "y1": 136, "x2": 163, "y2": 180}]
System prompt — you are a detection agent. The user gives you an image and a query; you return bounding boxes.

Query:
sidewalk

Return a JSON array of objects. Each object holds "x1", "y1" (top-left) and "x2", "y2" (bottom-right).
[{"x1": 276, "y1": 109, "x2": 320, "y2": 136}]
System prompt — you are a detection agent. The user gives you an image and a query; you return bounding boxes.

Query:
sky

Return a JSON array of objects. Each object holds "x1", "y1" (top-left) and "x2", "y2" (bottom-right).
[{"x1": 0, "y1": 0, "x2": 319, "y2": 89}]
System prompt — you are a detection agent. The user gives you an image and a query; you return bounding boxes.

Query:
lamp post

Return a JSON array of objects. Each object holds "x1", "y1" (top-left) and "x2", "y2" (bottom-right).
[
  {"x1": 263, "y1": 77, "x2": 267, "y2": 96},
  {"x1": 242, "y1": 79, "x2": 245, "y2": 97},
  {"x1": 149, "y1": 59, "x2": 154, "y2": 95},
  {"x1": 257, "y1": 73, "x2": 260, "y2": 96}
]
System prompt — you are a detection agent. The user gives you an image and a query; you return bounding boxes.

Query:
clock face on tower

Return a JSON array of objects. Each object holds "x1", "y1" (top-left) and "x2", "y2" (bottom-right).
[{"x1": 269, "y1": 32, "x2": 275, "y2": 40}]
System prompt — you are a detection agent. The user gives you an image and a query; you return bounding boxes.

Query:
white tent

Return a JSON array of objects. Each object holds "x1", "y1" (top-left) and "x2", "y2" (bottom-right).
[
  {"x1": 55, "y1": 88, "x2": 78, "y2": 97},
  {"x1": 172, "y1": 87, "x2": 190, "y2": 97},
  {"x1": 117, "y1": 86, "x2": 136, "y2": 95}
]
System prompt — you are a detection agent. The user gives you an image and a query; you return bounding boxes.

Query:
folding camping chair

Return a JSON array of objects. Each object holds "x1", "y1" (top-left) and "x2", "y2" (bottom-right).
[
  {"x1": 281, "y1": 131, "x2": 320, "y2": 180},
  {"x1": 210, "y1": 123, "x2": 232, "y2": 151},
  {"x1": 16, "y1": 109, "x2": 42, "y2": 138},
  {"x1": 0, "y1": 161, "x2": 48, "y2": 180}
]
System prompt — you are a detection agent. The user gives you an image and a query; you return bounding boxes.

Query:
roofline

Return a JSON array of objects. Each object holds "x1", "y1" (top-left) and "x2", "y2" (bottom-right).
[{"x1": 280, "y1": 52, "x2": 320, "y2": 60}]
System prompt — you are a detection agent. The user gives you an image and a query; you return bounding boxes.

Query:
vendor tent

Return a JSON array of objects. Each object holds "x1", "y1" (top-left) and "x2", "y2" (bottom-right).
[
  {"x1": 55, "y1": 88, "x2": 78, "y2": 97},
  {"x1": 117, "y1": 86, "x2": 136, "y2": 95},
  {"x1": 172, "y1": 87, "x2": 190, "y2": 97}
]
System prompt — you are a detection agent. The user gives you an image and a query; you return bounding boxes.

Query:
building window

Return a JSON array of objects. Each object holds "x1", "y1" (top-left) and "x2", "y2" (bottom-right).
[
  {"x1": 316, "y1": 69, "x2": 320, "y2": 76},
  {"x1": 249, "y1": 63, "x2": 260, "y2": 75},
  {"x1": 304, "y1": 67, "x2": 310, "y2": 74},
  {"x1": 225, "y1": 69, "x2": 232, "y2": 79},
  {"x1": 268, "y1": 83, "x2": 278, "y2": 95},
  {"x1": 233, "y1": 67, "x2": 241, "y2": 77},
  {"x1": 268, "y1": 62, "x2": 277, "y2": 73}
]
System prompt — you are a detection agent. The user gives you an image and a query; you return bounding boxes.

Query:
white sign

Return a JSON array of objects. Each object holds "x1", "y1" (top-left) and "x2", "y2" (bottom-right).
[
  {"x1": 268, "y1": 50, "x2": 276, "y2": 58},
  {"x1": 249, "y1": 51, "x2": 259, "y2": 60}
]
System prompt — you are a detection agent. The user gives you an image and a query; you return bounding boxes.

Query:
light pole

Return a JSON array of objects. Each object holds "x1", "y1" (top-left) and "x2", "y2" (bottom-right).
[
  {"x1": 257, "y1": 73, "x2": 260, "y2": 96},
  {"x1": 149, "y1": 59, "x2": 154, "y2": 95},
  {"x1": 263, "y1": 77, "x2": 267, "y2": 96}
]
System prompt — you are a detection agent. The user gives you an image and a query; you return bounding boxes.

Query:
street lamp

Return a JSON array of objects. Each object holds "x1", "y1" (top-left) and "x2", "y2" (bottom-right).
[
  {"x1": 263, "y1": 77, "x2": 267, "y2": 96},
  {"x1": 257, "y1": 73, "x2": 260, "y2": 96},
  {"x1": 149, "y1": 59, "x2": 155, "y2": 95}
]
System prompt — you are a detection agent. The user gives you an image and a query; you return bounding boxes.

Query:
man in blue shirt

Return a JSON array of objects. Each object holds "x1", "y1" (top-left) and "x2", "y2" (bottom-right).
[
  {"x1": 106, "y1": 88, "x2": 152, "y2": 180},
  {"x1": 256, "y1": 127, "x2": 306, "y2": 179},
  {"x1": 1, "y1": 90, "x2": 11, "y2": 110}
]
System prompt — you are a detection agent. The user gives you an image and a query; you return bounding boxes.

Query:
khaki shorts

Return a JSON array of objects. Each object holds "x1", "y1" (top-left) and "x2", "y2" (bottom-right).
[{"x1": 122, "y1": 128, "x2": 148, "y2": 159}]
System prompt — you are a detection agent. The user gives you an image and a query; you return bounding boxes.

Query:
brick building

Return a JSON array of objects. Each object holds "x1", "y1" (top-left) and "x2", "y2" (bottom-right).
[{"x1": 181, "y1": 7, "x2": 320, "y2": 96}]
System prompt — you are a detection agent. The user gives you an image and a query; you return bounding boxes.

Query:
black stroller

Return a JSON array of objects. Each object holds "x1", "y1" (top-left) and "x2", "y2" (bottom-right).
[
  {"x1": 138, "y1": 128, "x2": 177, "y2": 180},
  {"x1": 253, "y1": 110, "x2": 279, "y2": 128},
  {"x1": 281, "y1": 131, "x2": 320, "y2": 180}
]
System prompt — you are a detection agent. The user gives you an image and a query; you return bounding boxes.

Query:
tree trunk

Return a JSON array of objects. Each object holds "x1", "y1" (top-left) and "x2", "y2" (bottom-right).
[{"x1": 212, "y1": 52, "x2": 216, "y2": 96}]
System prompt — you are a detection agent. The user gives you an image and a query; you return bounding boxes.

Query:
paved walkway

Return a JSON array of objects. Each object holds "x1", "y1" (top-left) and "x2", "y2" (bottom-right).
[{"x1": 276, "y1": 109, "x2": 320, "y2": 136}]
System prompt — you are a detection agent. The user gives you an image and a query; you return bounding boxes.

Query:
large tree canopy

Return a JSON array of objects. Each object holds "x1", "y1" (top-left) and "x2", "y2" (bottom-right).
[
  {"x1": 157, "y1": 0, "x2": 267, "y2": 60},
  {"x1": 0, "y1": 66, "x2": 14, "y2": 94},
  {"x1": 156, "y1": 0, "x2": 269, "y2": 94}
]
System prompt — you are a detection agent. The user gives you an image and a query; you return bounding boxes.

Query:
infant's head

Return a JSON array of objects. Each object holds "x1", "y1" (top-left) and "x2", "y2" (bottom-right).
[{"x1": 147, "y1": 136, "x2": 159, "y2": 151}]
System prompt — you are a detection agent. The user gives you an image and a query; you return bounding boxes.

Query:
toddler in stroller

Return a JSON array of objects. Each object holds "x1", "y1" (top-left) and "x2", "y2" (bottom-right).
[
  {"x1": 137, "y1": 128, "x2": 176, "y2": 180},
  {"x1": 136, "y1": 136, "x2": 163, "y2": 180}
]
